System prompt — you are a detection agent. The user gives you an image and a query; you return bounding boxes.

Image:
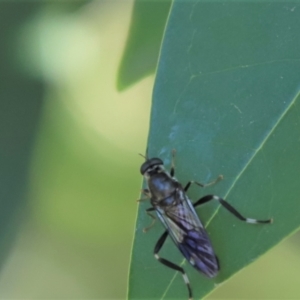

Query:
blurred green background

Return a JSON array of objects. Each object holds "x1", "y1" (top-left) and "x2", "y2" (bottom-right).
[{"x1": 1, "y1": 1, "x2": 300, "y2": 299}]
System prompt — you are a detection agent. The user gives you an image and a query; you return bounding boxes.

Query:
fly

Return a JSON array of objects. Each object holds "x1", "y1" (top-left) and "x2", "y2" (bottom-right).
[{"x1": 138, "y1": 150, "x2": 272, "y2": 300}]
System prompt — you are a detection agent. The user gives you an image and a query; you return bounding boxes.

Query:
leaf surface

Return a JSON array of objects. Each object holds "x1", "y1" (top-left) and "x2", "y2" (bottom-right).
[{"x1": 129, "y1": 1, "x2": 300, "y2": 299}]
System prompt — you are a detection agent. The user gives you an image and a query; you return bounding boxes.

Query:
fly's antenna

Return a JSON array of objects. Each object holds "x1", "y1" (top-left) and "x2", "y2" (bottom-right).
[
  {"x1": 138, "y1": 153, "x2": 147, "y2": 160},
  {"x1": 138, "y1": 147, "x2": 149, "y2": 161}
]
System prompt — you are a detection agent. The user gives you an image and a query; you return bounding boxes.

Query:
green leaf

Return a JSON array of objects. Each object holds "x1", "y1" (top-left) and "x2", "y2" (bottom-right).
[
  {"x1": 0, "y1": 2, "x2": 44, "y2": 265},
  {"x1": 117, "y1": 0, "x2": 171, "y2": 91},
  {"x1": 129, "y1": 1, "x2": 300, "y2": 299}
]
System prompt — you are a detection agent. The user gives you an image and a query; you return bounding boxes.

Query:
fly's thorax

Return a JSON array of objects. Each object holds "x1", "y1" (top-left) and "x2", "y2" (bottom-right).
[
  {"x1": 157, "y1": 193, "x2": 180, "y2": 209},
  {"x1": 147, "y1": 172, "x2": 178, "y2": 201}
]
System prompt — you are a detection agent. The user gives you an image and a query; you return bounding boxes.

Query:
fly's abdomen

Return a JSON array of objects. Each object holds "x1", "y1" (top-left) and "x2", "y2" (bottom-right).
[{"x1": 178, "y1": 229, "x2": 219, "y2": 278}]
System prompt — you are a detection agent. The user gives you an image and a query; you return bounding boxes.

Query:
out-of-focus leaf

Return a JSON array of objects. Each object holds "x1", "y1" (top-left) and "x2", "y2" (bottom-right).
[
  {"x1": 45, "y1": 0, "x2": 91, "y2": 13},
  {"x1": 117, "y1": 0, "x2": 171, "y2": 91},
  {"x1": 0, "y1": 3, "x2": 44, "y2": 267},
  {"x1": 129, "y1": 1, "x2": 300, "y2": 299}
]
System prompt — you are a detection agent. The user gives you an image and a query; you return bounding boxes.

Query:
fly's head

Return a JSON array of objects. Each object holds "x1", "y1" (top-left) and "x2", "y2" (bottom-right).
[
  {"x1": 140, "y1": 157, "x2": 164, "y2": 179},
  {"x1": 140, "y1": 157, "x2": 177, "y2": 201}
]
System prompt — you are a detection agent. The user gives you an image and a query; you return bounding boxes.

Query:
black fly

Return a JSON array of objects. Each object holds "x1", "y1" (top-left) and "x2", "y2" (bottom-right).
[{"x1": 138, "y1": 150, "x2": 272, "y2": 300}]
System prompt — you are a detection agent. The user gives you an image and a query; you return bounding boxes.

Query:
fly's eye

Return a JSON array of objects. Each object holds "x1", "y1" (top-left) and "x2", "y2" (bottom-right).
[{"x1": 140, "y1": 158, "x2": 163, "y2": 175}]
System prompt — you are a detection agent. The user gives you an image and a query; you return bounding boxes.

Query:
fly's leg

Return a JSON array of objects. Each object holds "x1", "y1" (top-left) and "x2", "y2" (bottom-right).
[
  {"x1": 138, "y1": 190, "x2": 156, "y2": 232},
  {"x1": 137, "y1": 189, "x2": 151, "y2": 202},
  {"x1": 170, "y1": 149, "x2": 176, "y2": 177},
  {"x1": 143, "y1": 207, "x2": 157, "y2": 233},
  {"x1": 171, "y1": 149, "x2": 222, "y2": 190},
  {"x1": 193, "y1": 195, "x2": 273, "y2": 224},
  {"x1": 184, "y1": 175, "x2": 223, "y2": 192},
  {"x1": 154, "y1": 230, "x2": 193, "y2": 300},
  {"x1": 142, "y1": 188, "x2": 151, "y2": 196}
]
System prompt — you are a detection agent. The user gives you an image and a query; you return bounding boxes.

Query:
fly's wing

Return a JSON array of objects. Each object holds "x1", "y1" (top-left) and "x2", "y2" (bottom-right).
[{"x1": 156, "y1": 191, "x2": 219, "y2": 278}]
